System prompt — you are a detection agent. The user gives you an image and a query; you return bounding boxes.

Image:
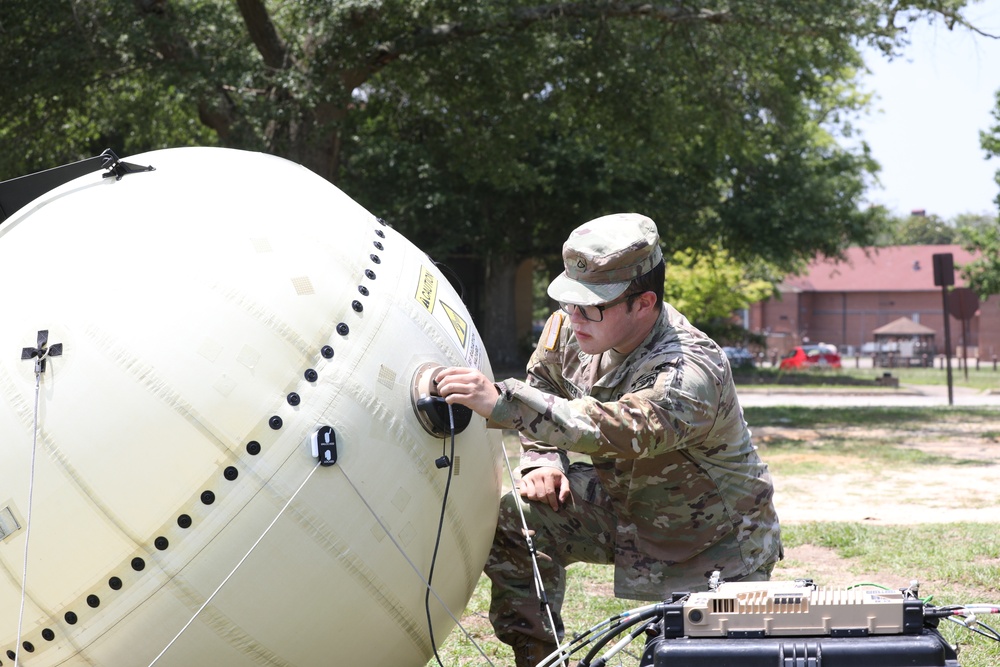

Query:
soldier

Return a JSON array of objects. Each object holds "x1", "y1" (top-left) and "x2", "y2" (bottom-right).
[{"x1": 435, "y1": 213, "x2": 782, "y2": 667}]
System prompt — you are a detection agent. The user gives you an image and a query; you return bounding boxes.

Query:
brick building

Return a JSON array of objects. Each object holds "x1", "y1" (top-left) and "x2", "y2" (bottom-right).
[{"x1": 749, "y1": 245, "x2": 1000, "y2": 361}]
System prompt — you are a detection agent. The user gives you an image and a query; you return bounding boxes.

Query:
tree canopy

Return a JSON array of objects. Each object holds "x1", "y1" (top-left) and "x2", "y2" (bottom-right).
[
  {"x1": 969, "y1": 89, "x2": 1000, "y2": 298},
  {"x1": 959, "y1": 222, "x2": 1000, "y2": 298},
  {"x1": 875, "y1": 211, "x2": 959, "y2": 245},
  {"x1": 2, "y1": 0, "x2": 989, "y2": 365}
]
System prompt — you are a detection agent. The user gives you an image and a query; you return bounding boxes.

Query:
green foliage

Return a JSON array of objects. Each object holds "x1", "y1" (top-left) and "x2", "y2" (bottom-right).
[
  {"x1": 5, "y1": 0, "x2": 979, "y2": 257},
  {"x1": 341, "y1": 1, "x2": 896, "y2": 273},
  {"x1": 971, "y1": 88, "x2": 1000, "y2": 297},
  {"x1": 663, "y1": 245, "x2": 775, "y2": 328},
  {"x1": 3, "y1": 0, "x2": 989, "y2": 363},
  {"x1": 959, "y1": 218, "x2": 1000, "y2": 297},
  {"x1": 876, "y1": 212, "x2": 960, "y2": 245},
  {"x1": 954, "y1": 212, "x2": 998, "y2": 234},
  {"x1": 982, "y1": 86, "x2": 1000, "y2": 210},
  {"x1": 0, "y1": 0, "x2": 223, "y2": 176}
]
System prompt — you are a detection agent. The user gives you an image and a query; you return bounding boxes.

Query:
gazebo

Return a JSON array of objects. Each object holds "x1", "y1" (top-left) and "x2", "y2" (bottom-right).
[{"x1": 871, "y1": 317, "x2": 936, "y2": 367}]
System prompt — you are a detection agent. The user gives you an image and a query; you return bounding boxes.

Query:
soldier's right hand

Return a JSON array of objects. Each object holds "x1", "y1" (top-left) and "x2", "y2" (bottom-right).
[{"x1": 517, "y1": 467, "x2": 571, "y2": 512}]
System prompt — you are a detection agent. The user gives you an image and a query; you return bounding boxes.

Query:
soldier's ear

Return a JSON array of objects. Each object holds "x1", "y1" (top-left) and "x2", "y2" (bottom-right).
[{"x1": 634, "y1": 291, "x2": 658, "y2": 313}]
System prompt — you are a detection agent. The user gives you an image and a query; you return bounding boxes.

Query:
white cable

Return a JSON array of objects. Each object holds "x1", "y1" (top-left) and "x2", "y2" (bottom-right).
[
  {"x1": 14, "y1": 372, "x2": 43, "y2": 667},
  {"x1": 500, "y1": 445, "x2": 568, "y2": 667},
  {"x1": 147, "y1": 461, "x2": 322, "y2": 667},
  {"x1": 955, "y1": 605, "x2": 1000, "y2": 614},
  {"x1": 338, "y1": 465, "x2": 496, "y2": 666}
]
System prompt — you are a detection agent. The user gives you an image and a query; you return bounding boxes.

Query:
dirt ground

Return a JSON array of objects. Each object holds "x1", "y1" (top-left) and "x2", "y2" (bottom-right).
[
  {"x1": 756, "y1": 417, "x2": 1000, "y2": 589},
  {"x1": 757, "y1": 420, "x2": 1000, "y2": 525}
]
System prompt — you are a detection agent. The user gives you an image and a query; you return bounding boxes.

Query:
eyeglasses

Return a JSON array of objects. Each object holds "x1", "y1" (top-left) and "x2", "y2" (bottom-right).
[{"x1": 559, "y1": 292, "x2": 640, "y2": 322}]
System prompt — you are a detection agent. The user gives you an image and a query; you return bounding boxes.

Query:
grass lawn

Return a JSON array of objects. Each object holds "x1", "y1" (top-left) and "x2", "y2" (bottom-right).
[{"x1": 739, "y1": 362, "x2": 1000, "y2": 391}]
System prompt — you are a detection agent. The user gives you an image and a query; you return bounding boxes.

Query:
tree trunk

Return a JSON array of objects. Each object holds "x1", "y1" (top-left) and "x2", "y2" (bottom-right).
[{"x1": 481, "y1": 253, "x2": 522, "y2": 374}]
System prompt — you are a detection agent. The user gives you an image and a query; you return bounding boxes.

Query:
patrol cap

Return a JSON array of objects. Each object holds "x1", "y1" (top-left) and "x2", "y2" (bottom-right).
[{"x1": 547, "y1": 213, "x2": 662, "y2": 306}]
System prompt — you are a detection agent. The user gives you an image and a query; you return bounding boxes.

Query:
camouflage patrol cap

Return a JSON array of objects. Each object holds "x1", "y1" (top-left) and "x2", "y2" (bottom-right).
[{"x1": 547, "y1": 213, "x2": 662, "y2": 306}]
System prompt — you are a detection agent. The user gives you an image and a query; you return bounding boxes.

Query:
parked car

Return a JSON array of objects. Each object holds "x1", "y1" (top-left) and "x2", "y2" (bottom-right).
[
  {"x1": 723, "y1": 346, "x2": 755, "y2": 369},
  {"x1": 779, "y1": 344, "x2": 842, "y2": 370}
]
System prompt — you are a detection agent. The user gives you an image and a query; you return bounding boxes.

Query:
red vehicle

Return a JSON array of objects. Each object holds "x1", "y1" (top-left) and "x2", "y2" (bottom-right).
[{"x1": 779, "y1": 344, "x2": 842, "y2": 370}]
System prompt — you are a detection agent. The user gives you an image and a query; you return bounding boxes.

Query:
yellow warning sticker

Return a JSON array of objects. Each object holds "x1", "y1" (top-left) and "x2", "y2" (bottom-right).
[
  {"x1": 440, "y1": 300, "x2": 468, "y2": 349},
  {"x1": 416, "y1": 266, "x2": 438, "y2": 312}
]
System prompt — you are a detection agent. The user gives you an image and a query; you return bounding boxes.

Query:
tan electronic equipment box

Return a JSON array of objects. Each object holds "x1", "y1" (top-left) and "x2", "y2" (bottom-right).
[{"x1": 663, "y1": 579, "x2": 924, "y2": 638}]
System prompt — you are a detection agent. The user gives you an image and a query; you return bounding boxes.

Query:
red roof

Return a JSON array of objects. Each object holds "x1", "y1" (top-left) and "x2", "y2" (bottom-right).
[{"x1": 782, "y1": 245, "x2": 979, "y2": 293}]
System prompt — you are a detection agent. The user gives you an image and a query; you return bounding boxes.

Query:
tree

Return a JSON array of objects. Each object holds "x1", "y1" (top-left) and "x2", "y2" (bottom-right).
[
  {"x1": 953, "y1": 212, "x2": 997, "y2": 235},
  {"x1": 982, "y1": 86, "x2": 1000, "y2": 212},
  {"x1": 2, "y1": 0, "x2": 990, "y2": 366},
  {"x1": 963, "y1": 89, "x2": 1000, "y2": 297},
  {"x1": 876, "y1": 211, "x2": 958, "y2": 245},
  {"x1": 958, "y1": 219, "x2": 1000, "y2": 298},
  {"x1": 662, "y1": 246, "x2": 776, "y2": 344}
]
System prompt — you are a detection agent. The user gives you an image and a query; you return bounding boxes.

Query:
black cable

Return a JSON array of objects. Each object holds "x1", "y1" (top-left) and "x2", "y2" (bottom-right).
[
  {"x1": 536, "y1": 602, "x2": 673, "y2": 667},
  {"x1": 425, "y1": 404, "x2": 457, "y2": 667},
  {"x1": 969, "y1": 619, "x2": 1000, "y2": 643},
  {"x1": 946, "y1": 616, "x2": 1000, "y2": 643},
  {"x1": 590, "y1": 619, "x2": 658, "y2": 667},
  {"x1": 578, "y1": 606, "x2": 664, "y2": 667},
  {"x1": 434, "y1": 260, "x2": 467, "y2": 300}
]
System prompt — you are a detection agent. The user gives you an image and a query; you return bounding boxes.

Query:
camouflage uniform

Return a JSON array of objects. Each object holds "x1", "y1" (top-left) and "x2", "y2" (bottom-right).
[{"x1": 484, "y1": 303, "x2": 782, "y2": 648}]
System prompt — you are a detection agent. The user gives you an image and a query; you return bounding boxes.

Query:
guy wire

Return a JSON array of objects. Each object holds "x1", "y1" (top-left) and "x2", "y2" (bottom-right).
[
  {"x1": 147, "y1": 460, "x2": 323, "y2": 667},
  {"x1": 14, "y1": 372, "x2": 43, "y2": 667},
  {"x1": 338, "y1": 460, "x2": 496, "y2": 666}
]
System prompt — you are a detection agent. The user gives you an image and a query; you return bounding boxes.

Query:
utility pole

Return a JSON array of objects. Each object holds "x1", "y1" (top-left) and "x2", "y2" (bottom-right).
[{"x1": 932, "y1": 253, "x2": 954, "y2": 406}]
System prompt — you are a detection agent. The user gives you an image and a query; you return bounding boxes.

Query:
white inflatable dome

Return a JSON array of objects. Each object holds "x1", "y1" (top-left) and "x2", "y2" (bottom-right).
[{"x1": 0, "y1": 147, "x2": 503, "y2": 666}]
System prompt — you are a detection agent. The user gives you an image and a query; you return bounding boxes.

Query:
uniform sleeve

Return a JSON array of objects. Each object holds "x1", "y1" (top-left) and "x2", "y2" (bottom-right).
[
  {"x1": 491, "y1": 354, "x2": 723, "y2": 459},
  {"x1": 513, "y1": 313, "x2": 572, "y2": 474}
]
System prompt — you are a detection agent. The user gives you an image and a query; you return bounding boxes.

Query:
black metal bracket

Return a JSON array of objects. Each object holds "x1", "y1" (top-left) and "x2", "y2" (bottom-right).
[
  {"x1": 21, "y1": 329, "x2": 63, "y2": 374},
  {"x1": 101, "y1": 150, "x2": 155, "y2": 181},
  {"x1": 0, "y1": 148, "x2": 154, "y2": 224}
]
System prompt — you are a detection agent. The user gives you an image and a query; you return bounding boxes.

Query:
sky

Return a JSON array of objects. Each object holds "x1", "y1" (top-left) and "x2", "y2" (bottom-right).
[{"x1": 852, "y1": 3, "x2": 1000, "y2": 220}]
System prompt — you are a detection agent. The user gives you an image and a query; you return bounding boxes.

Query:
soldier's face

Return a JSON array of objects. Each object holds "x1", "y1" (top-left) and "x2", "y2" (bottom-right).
[
  {"x1": 569, "y1": 290, "x2": 659, "y2": 356},
  {"x1": 568, "y1": 298, "x2": 634, "y2": 355}
]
